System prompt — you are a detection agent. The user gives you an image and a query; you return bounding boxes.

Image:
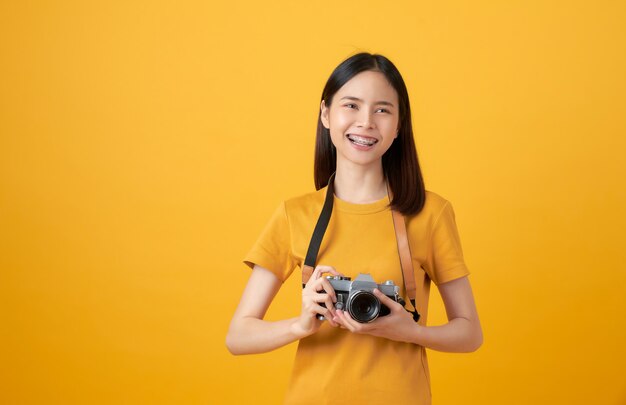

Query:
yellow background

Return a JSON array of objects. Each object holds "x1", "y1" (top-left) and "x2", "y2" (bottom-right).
[{"x1": 1, "y1": 1, "x2": 625, "y2": 404}]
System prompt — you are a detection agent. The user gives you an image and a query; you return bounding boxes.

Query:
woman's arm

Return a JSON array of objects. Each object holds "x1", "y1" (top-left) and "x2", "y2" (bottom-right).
[
  {"x1": 333, "y1": 276, "x2": 483, "y2": 353},
  {"x1": 226, "y1": 264, "x2": 340, "y2": 355},
  {"x1": 412, "y1": 275, "x2": 483, "y2": 352}
]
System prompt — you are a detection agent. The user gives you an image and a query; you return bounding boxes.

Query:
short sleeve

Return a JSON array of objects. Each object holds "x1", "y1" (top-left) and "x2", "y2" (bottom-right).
[
  {"x1": 243, "y1": 201, "x2": 298, "y2": 282},
  {"x1": 425, "y1": 201, "x2": 470, "y2": 285}
]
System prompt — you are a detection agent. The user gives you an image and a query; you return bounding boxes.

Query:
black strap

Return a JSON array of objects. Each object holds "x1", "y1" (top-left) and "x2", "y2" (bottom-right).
[{"x1": 303, "y1": 172, "x2": 336, "y2": 269}]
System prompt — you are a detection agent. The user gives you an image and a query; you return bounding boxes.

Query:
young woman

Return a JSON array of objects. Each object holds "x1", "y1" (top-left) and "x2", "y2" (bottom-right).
[{"x1": 226, "y1": 52, "x2": 483, "y2": 404}]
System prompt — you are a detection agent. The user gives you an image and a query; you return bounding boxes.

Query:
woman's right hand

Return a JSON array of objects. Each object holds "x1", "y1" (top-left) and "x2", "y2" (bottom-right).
[{"x1": 292, "y1": 265, "x2": 342, "y2": 337}]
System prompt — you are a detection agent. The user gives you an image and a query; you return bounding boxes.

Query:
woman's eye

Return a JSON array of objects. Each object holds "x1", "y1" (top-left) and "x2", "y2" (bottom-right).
[
  {"x1": 376, "y1": 108, "x2": 389, "y2": 113},
  {"x1": 345, "y1": 103, "x2": 357, "y2": 109}
]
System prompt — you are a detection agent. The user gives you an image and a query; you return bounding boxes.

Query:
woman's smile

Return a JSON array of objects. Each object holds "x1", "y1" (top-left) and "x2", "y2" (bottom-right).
[{"x1": 346, "y1": 133, "x2": 379, "y2": 149}]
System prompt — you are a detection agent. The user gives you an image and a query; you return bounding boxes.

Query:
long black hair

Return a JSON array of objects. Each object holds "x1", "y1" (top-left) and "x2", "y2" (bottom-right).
[{"x1": 314, "y1": 52, "x2": 426, "y2": 216}]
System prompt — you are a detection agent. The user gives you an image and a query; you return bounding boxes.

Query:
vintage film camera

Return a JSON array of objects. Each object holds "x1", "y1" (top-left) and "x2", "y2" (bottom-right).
[{"x1": 317, "y1": 273, "x2": 406, "y2": 323}]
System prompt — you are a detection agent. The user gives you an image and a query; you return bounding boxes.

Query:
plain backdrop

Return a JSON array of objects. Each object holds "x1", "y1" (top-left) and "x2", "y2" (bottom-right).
[{"x1": 1, "y1": 1, "x2": 625, "y2": 404}]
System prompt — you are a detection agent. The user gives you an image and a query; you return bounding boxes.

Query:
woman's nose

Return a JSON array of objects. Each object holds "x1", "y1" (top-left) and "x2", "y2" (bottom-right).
[{"x1": 357, "y1": 110, "x2": 375, "y2": 128}]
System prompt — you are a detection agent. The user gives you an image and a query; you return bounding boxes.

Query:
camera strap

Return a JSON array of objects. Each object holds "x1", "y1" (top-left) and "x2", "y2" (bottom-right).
[{"x1": 302, "y1": 172, "x2": 420, "y2": 322}]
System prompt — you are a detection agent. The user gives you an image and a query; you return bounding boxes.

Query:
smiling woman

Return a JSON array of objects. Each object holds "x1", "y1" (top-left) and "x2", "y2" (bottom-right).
[
  {"x1": 226, "y1": 52, "x2": 482, "y2": 405},
  {"x1": 320, "y1": 70, "x2": 400, "y2": 178}
]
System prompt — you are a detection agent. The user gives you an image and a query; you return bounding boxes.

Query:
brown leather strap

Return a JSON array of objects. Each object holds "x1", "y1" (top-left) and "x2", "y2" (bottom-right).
[
  {"x1": 387, "y1": 181, "x2": 418, "y2": 317},
  {"x1": 302, "y1": 264, "x2": 314, "y2": 285},
  {"x1": 391, "y1": 210, "x2": 416, "y2": 300}
]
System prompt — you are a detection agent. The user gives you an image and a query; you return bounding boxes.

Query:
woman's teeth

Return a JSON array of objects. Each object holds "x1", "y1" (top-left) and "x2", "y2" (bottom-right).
[{"x1": 347, "y1": 134, "x2": 378, "y2": 146}]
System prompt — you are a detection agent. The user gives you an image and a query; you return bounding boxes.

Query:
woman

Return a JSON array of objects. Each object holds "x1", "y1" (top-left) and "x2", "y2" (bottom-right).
[{"x1": 226, "y1": 52, "x2": 483, "y2": 404}]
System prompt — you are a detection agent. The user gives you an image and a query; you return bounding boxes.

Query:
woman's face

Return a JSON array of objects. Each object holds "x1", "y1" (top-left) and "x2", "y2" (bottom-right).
[{"x1": 320, "y1": 70, "x2": 400, "y2": 169}]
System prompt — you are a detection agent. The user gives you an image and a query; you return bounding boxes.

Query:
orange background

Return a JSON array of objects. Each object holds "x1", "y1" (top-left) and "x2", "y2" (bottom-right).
[{"x1": 1, "y1": 1, "x2": 625, "y2": 404}]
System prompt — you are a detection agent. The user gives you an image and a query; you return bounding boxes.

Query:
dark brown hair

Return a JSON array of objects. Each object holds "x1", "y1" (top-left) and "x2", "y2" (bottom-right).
[{"x1": 314, "y1": 52, "x2": 426, "y2": 216}]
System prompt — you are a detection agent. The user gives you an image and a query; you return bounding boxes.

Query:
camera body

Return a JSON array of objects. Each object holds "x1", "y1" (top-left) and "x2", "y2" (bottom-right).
[{"x1": 318, "y1": 273, "x2": 403, "y2": 323}]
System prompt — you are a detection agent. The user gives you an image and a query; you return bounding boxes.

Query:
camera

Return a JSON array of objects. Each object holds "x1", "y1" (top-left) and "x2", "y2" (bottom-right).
[{"x1": 316, "y1": 273, "x2": 405, "y2": 323}]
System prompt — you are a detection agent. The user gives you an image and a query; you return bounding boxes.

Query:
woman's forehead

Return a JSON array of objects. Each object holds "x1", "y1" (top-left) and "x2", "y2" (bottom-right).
[{"x1": 336, "y1": 71, "x2": 398, "y2": 103}]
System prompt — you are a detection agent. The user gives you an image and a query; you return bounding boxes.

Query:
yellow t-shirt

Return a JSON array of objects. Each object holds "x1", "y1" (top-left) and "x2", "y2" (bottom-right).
[{"x1": 243, "y1": 186, "x2": 470, "y2": 405}]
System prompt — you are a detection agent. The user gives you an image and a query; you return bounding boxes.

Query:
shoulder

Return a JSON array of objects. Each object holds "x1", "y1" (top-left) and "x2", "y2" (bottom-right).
[
  {"x1": 420, "y1": 190, "x2": 451, "y2": 217},
  {"x1": 405, "y1": 190, "x2": 457, "y2": 235},
  {"x1": 282, "y1": 187, "x2": 327, "y2": 217}
]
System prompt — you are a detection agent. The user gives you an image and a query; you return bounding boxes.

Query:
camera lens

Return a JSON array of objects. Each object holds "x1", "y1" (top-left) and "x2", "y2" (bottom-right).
[{"x1": 347, "y1": 290, "x2": 380, "y2": 323}]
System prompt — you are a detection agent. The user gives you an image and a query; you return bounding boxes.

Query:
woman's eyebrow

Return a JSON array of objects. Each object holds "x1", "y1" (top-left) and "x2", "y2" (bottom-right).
[{"x1": 339, "y1": 96, "x2": 395, "y2": 107}]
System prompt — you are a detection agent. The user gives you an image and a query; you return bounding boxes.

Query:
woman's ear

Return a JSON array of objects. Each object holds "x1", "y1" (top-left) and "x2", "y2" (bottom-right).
[{"x1": 320, "y1": 100, "x2": 330, "y2": 129}]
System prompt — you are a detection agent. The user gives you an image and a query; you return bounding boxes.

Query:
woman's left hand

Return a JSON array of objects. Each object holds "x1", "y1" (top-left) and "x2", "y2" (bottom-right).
[{"x1": 332, "y1": 288, "x2": 419, "y2": 343}]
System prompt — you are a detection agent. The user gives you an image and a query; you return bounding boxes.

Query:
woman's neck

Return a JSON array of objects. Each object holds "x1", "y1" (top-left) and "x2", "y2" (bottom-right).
[{"x1": 333, "y1": 160, "x2": 387, "y2": 204}]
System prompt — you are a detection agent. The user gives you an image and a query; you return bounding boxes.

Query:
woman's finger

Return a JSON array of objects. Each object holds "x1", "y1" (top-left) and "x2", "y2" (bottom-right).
[
  {"x1": 305, "y1": 265, "x2": 339, "y2": 290},
  {"x1": 310, "y1": 265, "x2": 323, "y2": 281},
  {"x1": 313, "y1": 265, "x2": 341, "y2": 277},
  {"x1": 306, "y1": 292, "x2": 337, "y2": 318},
  {"x1": 315, "y1": 277, "x2": 337, "y2": 302},
  {"x1": 336, "y1": 309, "x2": 370, "y2": 333},
  {"x1": 333, "y1": 310, "x2": 356, "y2": 332},
  {"x1": 373, "y1": 288, "x2": 403, "y2": 312},
  {"x1": 322, "y1": 293, "x2": 336, "y2": 318},
  {"x1": 307, "y1": 301, "x2": 337, "y2": 324},
  {"x1": 326, "y1": 317, "x2": 339, "y2": 327},
  {"x1": 310, "y1": 292, "x2": 332, "y2": 304}
]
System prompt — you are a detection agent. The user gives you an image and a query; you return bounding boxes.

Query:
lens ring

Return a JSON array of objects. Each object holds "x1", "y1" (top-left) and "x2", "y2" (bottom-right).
[{"x1": 347, "y1": 290, "x2": 380, "y2": 323}]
